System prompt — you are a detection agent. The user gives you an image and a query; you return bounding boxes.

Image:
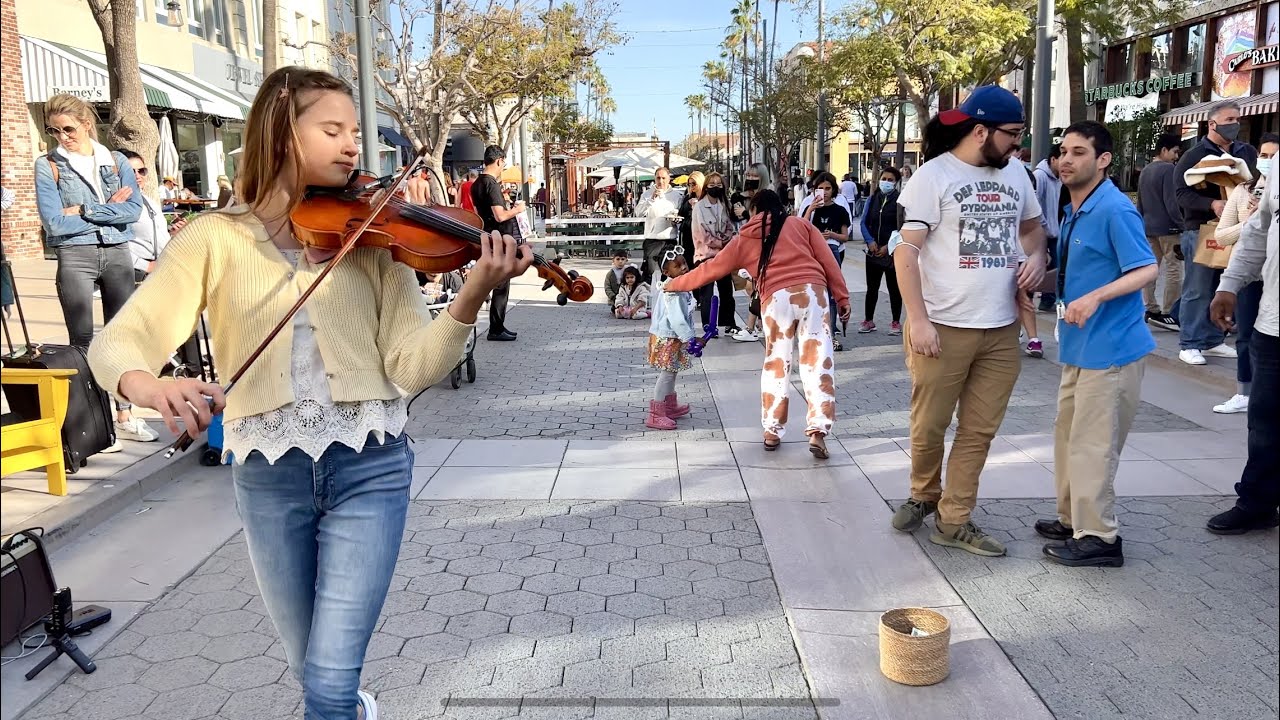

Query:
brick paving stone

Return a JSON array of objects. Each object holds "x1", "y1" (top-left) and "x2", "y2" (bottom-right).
[
  {"x1": 909, "y1": 495, "x2": 1278, "y2": 720},
  {"x1": 403, "y1": 304, "x2": 726, "y2": 441},
  {"x1": 46, "y1": 500, "x2": 815, "y2": 718}
]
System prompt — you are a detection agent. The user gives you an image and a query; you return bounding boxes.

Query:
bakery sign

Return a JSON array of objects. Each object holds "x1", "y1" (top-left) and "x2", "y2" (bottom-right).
[
  {"x1": 1084, "y1": 71, "x2": 1197, "y2": 105},
  {"x1": 1226, "y1": 43, "x2": 1280, "y2": 74}
]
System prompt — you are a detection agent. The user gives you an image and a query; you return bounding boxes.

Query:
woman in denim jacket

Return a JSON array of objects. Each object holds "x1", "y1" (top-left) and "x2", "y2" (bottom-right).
[{"x1": 33, "y1": 93, "x2": 156, "y2": 444}]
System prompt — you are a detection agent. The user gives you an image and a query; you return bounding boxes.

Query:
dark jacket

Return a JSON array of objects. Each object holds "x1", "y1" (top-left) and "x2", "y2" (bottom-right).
[
  {"x1": 1136, "y1": 160, "x2": 1182, "y2": 237},
  {"x1": 859, "y1": 190, "x2": 901, "y2": 247},
  {"x1": 1173, "y1": 136, "x2": 1258, "y2": 231}
]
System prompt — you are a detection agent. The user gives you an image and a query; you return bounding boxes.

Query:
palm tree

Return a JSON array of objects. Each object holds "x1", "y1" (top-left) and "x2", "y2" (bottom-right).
[
  {"x1": 689, "y1": 94, "x2": 708, "y2": 135},
  {"x1": 684, "y1": 94, "x2": 698, "y2": 138},
  {"x1": 728, "y1": 0, "x2": 757, "y2": 163}
]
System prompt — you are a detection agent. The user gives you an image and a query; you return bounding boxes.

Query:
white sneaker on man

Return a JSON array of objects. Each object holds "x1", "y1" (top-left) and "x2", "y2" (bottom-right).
[
  {"x1": 357, "y1": 690, "x2": 379, "y2": 720},
  {"x1": 1213, "y1": 394, "x2": 1249, "y2": 414},
  {"x1": 1179, "y1": 349, "x2": 1207, "y2": 365},
  {"x1": 1202, "y1": 343, "x2": 1237, "y2": 359},
  {"x1": 115, "y1": 416, "x2": 159, "y2": 442},
  {"x1": 730, "y1": 329, "x2": 759, "y2": 342}
]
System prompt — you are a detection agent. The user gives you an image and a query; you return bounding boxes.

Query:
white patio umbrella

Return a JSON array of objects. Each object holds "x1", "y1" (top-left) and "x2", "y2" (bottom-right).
[{"x1": 156, "y1": 116, "x2": 180, "y2": 182}]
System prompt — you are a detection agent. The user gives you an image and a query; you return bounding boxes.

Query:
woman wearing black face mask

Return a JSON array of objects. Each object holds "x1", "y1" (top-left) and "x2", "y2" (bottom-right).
[
  {"x1": 692, "y1": 172, "x2": 738, "y2": 332},
  {"x1": 731, "y1": 162, "x2": 773, "y2": 226}
]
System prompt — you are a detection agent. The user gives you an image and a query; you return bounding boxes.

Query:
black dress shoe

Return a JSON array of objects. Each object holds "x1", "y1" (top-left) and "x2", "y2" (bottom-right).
[
  {"x1": 1043, "y1": 536, "x2": 1123, "y2": 567},
  {"x1": 1034, "y1": 518, "x2": 1073, "y2": 541},
  {"x1": 486, "y1": 330, "x2": 517, "y2": 341},
  {"x1": 1206, "y1": 506, "x2": 1280, "y2": 535}
]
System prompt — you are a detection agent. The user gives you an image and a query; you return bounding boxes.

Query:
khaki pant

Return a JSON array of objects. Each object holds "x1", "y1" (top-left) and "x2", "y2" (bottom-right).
[
  {"x1": 1054, "y1": 360, "x2": 1144, "y2": 541},
  {"x1": 1142, "y1": 234, "x2": 1182, "y2": 314},
  {"x1": 904, "y1": 321, "x2": 1021, "y2": 526}
]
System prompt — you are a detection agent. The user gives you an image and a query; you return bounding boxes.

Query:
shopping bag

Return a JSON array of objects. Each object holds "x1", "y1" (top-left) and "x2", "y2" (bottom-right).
[{"x1": 1193, "y1": 221, "x2": 1232, "y2": 269}]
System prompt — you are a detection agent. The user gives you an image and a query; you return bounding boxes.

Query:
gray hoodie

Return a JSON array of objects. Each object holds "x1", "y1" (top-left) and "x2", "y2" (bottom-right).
[{"x1": 1033, "y1": 159, "x2": 1062, "y2": 239}]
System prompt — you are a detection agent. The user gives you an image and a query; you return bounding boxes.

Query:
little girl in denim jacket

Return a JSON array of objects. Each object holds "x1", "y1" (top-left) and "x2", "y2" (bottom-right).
[{"x1": 646, "y1": 252, "x2": 697, "y2": 430}]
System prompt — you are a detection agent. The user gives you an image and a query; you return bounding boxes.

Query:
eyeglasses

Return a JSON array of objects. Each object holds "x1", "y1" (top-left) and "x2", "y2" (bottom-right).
[
  {"x1": 134, "y1": 167, "x2": 149, "y2": 176},
  {"x1": 990, "y1": 126, "x2": 1026, "y2": 141},
  {"x1": 45, "y1": 125, "x2": 79, "y2": 137}
]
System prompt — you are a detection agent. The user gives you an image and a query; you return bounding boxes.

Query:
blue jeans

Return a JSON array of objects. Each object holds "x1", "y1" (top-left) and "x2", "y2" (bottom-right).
[
  {"x1": 1178, "y1": 229, "x2": 1226, "y2": 351},
  {"x1": 1236, "y1": 281, "x2": 1263, "y2": 385},
  {"x1": 56, "y1": 243, "x2": 135, "y2": 411},
  {"x1": 234, "y1": 433, "x2": 413, "y2": 720},
  {"x1": 828, "y1": 244, "x2": 845, "y2": 332}
]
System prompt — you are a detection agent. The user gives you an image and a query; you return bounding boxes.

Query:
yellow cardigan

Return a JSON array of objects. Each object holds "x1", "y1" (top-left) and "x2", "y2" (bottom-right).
[{"x1": 89, "y1": 205, "x2": 474, "y2": 422}]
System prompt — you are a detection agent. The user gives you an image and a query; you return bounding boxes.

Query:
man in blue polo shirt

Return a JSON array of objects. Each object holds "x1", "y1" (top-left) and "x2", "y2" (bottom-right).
[{"x1": 1035, "y1": 121, "x2": 1158, "y2": 568}]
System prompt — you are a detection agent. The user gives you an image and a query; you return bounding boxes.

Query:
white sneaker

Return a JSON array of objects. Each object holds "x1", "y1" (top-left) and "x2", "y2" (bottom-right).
[
  {"x1": 1213, "y1": 394, "x2": 1249, "y2": 414},
  {"x1": 731, "y1": 329, "x2": 759, "y2": 342},
  {"x1": 357, "y1": 689, "x2": 379, "y2": 720},
  {"x1": 101, "y1": 440, "x2": 124, "y2": 454},
  {"x1": 115, "y1": 417, "x2": 160, "y2": 442},
  {"x1": 1179, "y1": 349, "x2": 1206, "y2": 365},
  {"x1": 1202, "y1": 343, "x2": 1238, "y2": 359}
]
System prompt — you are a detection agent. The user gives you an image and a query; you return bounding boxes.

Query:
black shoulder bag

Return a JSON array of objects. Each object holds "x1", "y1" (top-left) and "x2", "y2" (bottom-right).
[{"x1": 748, "y1": 211, "x2": 786, "y2": 316}]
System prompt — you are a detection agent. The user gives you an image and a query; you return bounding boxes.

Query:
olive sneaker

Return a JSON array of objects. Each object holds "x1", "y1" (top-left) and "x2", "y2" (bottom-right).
[
  {"x1": 930, "y1": 521, "x2": 1007, "y2": 557},
  {"x1": 890, "y1": 498, "x2": 938, "y2": 532}
]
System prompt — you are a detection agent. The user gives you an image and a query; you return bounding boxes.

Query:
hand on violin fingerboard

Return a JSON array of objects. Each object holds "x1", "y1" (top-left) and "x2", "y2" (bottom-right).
[{"x1": 447, "y1": 231, "x2": 534, "y2": 325}]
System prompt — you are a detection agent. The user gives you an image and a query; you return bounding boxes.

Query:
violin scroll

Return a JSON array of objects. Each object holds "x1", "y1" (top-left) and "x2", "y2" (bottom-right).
[{"x1": 534, "y1": 256, "x2": 593, "y2": 305}]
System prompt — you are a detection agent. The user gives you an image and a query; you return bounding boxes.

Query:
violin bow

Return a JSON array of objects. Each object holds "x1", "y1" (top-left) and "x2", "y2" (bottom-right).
[{"x1": 164, "y1": 148, "x2": 431, "y2": 458}]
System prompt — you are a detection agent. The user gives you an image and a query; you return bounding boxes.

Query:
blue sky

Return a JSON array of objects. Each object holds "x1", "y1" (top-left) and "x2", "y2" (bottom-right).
[{"x1": 592, "y1": 1, "x2": 815, "y2": 143}]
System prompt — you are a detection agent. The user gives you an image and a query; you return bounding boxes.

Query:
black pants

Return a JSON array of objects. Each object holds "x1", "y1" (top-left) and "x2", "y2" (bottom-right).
[
  {"x1": 692, "y1": 259, "x2": 736, "y2": 329},
  {"x1": 642, "y1": 239, "x2": 670, "y2": 283},
  {"x1": 489, "y1": 279, "x2": 511, "y2": 334},
  {"x1": 864, "y1": 258, "x2": 902, "y2": 323},
  {"x1": 1237, "y1": 330, "x2": 1280, "y2": 515},
  {"x1": 56, "y1": 243, "x2": 135, "y2": 350}
]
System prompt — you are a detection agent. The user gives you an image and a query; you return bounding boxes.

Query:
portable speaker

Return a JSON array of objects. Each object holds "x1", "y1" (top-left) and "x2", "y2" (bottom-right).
[{"x1": 1, "y1": 530, "x2": 58, "y2": 647}]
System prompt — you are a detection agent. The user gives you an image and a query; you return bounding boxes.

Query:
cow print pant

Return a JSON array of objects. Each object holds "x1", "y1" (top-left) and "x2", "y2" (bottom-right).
[{"x1": 760, "y1": 283, "x2": 837, "y2": 438}]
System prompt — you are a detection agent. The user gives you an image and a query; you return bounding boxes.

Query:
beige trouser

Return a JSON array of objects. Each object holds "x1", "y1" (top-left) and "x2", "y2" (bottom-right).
[
  {"x1": 1142, "y1": 234, "x2": 1182, "y2": 314},
  {"x1": 1053, "y1": 360, "x2": 1145, "y2": 541},
  {"x1": 904, "y1": 321, "x2": 1021, "y2": 527}
]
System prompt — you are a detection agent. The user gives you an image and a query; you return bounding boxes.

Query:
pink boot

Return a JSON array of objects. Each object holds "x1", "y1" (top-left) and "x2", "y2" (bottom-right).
[
  {"x1": 645, "y1": 400, "x2": 676, "y2": 430},
  {"x1": 664, "y1": 393, "x2": 690, "y2": 419}
]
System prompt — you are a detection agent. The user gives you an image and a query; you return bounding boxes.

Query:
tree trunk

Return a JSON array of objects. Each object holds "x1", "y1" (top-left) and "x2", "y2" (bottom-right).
[
  {"x1": 263, "y1": 0, "x2": 279, "y2": 74},
  {"x1": 1064, "y1": 15, "x2": 1086, "y2": 123},
  {"x1": 88, "y1": 0, "x2": 159, "y2": 193}
]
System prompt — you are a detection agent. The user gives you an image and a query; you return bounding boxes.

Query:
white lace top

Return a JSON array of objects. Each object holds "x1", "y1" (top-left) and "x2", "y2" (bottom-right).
[{"x1": 224, "y1": 249, "x2": 407, "y2": 464}]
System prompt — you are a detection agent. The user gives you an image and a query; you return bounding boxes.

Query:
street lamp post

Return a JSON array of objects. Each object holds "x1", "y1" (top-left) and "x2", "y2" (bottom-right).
[
  {"x1": 815, "y1": 0, "x2": 826, "y2": 172},
  {"x1": 1031, "y1": 0, "x2": 1054, "y2": 163},
  {"x1": 355, "y1": 0, "x2": 380, "y2": 170}
]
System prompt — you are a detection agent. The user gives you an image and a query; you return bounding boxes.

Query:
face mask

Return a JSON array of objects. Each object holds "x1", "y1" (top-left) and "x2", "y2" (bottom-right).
[
  {"x1": 706, "y1": 186, "x2": 725, "y2": 199},
  {"x1": 1214, "y1": 122, "x2": 1240, "y2": 141},
  {"x1": 1256, "y1": 158, "x2": 1273, "y2": 176},
  {"x1": 743, "y1": 178, "x2": 759, "y2": 191},
  {"x1": 879, "y1": 180, "x2": 896, "y2": 194}
]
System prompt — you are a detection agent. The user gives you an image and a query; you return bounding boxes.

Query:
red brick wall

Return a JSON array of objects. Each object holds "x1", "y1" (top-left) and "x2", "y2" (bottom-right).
[{"x1": 1, "y1": 0, "x2": 44, "y2": 259}]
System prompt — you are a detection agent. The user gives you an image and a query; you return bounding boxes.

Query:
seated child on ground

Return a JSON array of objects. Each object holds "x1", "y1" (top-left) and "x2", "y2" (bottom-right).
[
  {"x1": 603, "y1": 249, "x2": 629, "y2": 310},
  {"x1": 614, "y1": 266, "x2": 651, "y2": 319}
]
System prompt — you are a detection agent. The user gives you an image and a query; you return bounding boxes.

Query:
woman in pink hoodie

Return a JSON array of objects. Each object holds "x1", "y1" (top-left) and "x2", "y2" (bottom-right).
[{"x1": 665, "y1": 190, "x2": 851, "y2": 458}]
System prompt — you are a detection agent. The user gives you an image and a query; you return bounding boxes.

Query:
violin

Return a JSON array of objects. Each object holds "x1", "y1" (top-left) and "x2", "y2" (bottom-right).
[
  {"x1": 164, "y1": 155, "x2": 591, "y2": 459},
  {"x1": 292, "y1": 171, "x2": 593, "y2": 305}
]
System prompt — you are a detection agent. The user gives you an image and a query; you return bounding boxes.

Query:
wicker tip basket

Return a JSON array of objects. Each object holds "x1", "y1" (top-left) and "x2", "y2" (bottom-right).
[{"x1": 879, "y1": 607, "x2": 951, "y2": 686}]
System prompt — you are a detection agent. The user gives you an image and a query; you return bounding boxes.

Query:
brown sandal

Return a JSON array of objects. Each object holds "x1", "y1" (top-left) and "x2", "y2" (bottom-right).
[
  {"x1": 808, "y1": 434, "x2": 829, "y2": 460},
  {"x1": 764, "y1": 434, "x2": 781, "y2": 451}
]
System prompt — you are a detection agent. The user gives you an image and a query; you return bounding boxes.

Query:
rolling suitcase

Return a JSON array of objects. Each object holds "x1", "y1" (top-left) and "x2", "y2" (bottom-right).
[{"x1": 1, "y1": 259, "x2": 116, "y2": 472}]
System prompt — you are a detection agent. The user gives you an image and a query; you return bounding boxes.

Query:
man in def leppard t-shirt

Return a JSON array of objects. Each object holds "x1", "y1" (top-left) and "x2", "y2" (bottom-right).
[{"x1": 888, "y1": 86, "x2": 1048, "y2": 558}]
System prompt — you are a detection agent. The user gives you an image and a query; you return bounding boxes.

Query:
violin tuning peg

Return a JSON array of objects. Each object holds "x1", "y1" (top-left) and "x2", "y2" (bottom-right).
[
  {"x1": 567, "y1": 270, "x2": 580, "y2": 280},
  {"x1": 542, "y1": 280, "x2": 555, "y2": 292},
  {"x1": 556, "y1": 293, "x2": 569, "y2": 307}
]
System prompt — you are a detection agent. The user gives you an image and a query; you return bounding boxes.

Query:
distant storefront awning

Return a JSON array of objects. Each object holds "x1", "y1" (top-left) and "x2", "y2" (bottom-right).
[
  {"x1": 1162, "y1": 93, "x2": 1279, "y2": 125},
  {"x1": 378, "y1": 126, "x2": 414, "y2": 149},
  {"x1": 20, "y1": 36, "x2": 250, "y2": 120}
]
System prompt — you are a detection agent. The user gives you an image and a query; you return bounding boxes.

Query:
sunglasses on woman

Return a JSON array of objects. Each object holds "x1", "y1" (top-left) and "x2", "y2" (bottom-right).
[
  {"x1": 45, "y1": 125, "x2": 79, "y2": 137},
  {"x1": 134, "y1": 168, "x2": 149, "y2": 176}
]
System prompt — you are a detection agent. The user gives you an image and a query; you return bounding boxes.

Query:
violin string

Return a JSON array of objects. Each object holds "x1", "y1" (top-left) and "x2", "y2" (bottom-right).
[{"x1": 378, "y1": 197, "x2": 556, "y2": 272}]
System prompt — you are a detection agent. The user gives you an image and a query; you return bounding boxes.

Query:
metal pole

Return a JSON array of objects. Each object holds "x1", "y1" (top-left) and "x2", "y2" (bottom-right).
[
  {"x1": 815, "y1": 0, "x2": 826, "y2": 172},
  {"x1": 1031, "y1": 0, "x2": 1054, "y2": 164},
  {"x1": 519, "y1": 118, "x2": 531, "y2": 230},
  {"x1": 355, "y1": 0, "x2": 379, "y2": 170}
]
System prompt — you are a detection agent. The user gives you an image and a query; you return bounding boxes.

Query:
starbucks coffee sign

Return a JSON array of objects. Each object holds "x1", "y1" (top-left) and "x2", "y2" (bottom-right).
[{"x1": 1084, "y1": 71, "x2": 1197, "y2": 105}]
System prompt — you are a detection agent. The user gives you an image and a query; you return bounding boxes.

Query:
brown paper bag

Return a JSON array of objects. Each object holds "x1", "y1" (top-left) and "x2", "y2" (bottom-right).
[{"x1": 1194, "y1": 221, "x2": 1233, "y2": 269}]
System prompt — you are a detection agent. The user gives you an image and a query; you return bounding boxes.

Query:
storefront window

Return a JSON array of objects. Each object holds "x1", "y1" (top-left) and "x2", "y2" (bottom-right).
[
  {"x1": 222, "y1": 124, "x2": 244, "y2": 180},
  {"x1": 176, "y1": 122, "x2": 205, "y2": 196},
  {"x1": 1107, "y1": 43, "x2": 1136, "y2": 83},
  {"x1": 211, "y1": 0, "x2": 227, "y2": 47},
  {"x1": 187, "y1": 0, "x2": 204, "y2": 37},
  {"x1": 1174, "y1": 22, "x2": 1206, "y2": 105},
  {"x1": 253, "y1": 0, "x2": 262, "y2": 58},
  {"x1": 1150, "y1": 33, "x2": 1172, "y2": 77}
]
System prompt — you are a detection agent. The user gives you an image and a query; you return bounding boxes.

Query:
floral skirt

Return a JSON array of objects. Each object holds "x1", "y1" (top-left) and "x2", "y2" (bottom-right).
[{"x1": 648, "y1": 335, "x2": 691, "y2": 373}]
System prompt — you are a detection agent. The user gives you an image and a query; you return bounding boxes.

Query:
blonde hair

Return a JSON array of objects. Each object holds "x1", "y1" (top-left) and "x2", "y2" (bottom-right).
[
  {"x1": 238, "y1": 66, "x2": 353, "y2": 215},
  {"x1": 217, "y1": 175, "x2": 232, "y2": 190},
  {"x1": 45, "y1": 94, "x2": 99, "y2": 140},
  {"x1": 686, "y1": 171, "x2": 706, "y2": 198}
]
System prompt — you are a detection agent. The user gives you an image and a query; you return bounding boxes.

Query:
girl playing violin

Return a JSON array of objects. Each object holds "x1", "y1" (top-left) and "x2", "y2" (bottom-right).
[{"x1": 88, "y1": 67, "x2": 531, "y2": 720}]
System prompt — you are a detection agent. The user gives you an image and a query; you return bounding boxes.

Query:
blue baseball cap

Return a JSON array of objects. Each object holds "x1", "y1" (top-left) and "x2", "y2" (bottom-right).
[{"x1": 939, "y1": 85, "x2": 1025, "y2": 126}]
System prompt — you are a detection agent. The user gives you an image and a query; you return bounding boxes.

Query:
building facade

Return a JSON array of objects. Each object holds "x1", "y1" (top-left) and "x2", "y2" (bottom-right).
[
  {"x1": 4, "y1": 0, "x2": 332, "y2": 258},
  {"x1": 1093, "y1": 0, "x2": 1278, "y2": 140}
]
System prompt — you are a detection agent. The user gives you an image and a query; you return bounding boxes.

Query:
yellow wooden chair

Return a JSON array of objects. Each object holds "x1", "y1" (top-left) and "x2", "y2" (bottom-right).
[{"x1": 1, "y1": 367, "x2": 77, "y2": 496}]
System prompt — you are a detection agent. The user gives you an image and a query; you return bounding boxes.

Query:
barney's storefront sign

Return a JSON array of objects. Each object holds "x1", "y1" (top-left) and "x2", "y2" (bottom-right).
[{"x1": 1084, "y1": 71, "x2": 1197, "y2": 105}]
